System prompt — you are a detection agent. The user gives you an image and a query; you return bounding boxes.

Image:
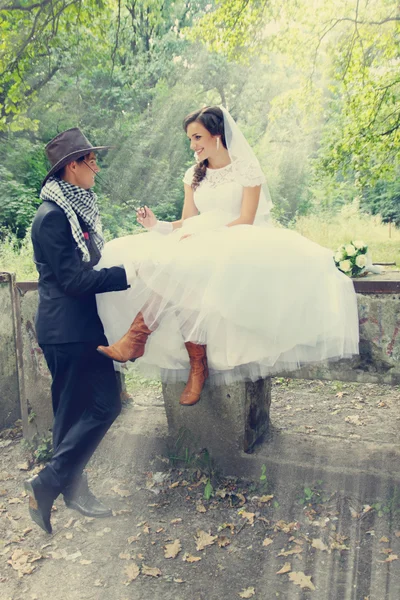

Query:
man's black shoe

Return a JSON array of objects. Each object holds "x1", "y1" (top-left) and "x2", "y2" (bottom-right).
[
  {"x1": 63, "y1": 474, "x2": 112, "y2": 518},
  {"x1": 24, "y1": 475, "x2": 54, "y2": 534}
]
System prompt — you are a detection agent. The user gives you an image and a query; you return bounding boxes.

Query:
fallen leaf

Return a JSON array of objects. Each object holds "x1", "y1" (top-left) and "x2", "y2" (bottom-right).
[
  {"x1": 312, "y1": 539, "x2": 328, "y2": 552},
  {"x1": 240, "y1": 511, "x2": 255, "y2": 526},
  {"x1": 380, "y1": 536, "x2": 390, "y2": 543},
  {"x1": 288, "y1": 571, "x2": 316, "y2": 591},
  {"x1": 262, "y1": 538, "x2": 273, "y2": 547},
  {"x1": 274, "y1": 521, "x2": 298, "y2": 534},
  {"x1": 164, "y1": 539, "x2": 182, "y2": 559},
  {"x1": 196, "y1": 502, "x2": 207, "y2": 513},
  {"x1": 142, "y1": 564, "x2": 161, "y2": 577},
  {"x1": 119, "y1": 553, "x2": 131, "y2": 560},
  {"x1": 196, "y1": 530, "x2": 218, "y2": 551},
  {"x1": 218, "y1": 522, "x2": 235, "y2": 533},
  {"x1": 65, "y1": 533, "x2": 73, "y2": 540},
  {"x1": 217, "y1": 536, "x2": 231, "y2": 548},
  {"x1": 349, "y1": 508, "x2": 360, "y2": 519},
  {"x1": 127, "y1": 536, "x2": 139, "y2": 544},
  {"x1": 345, "y1": 415, "x2": 362, "y2": 426},
  {"x1": 278, "y1": 546, "x2": 303, "y2": 557},
  {"x1": 124, "y1": 562, "x2": 140, "y2": 584},
  {"x1": 8, "y1": 549, "x2": 43, "y2": 577},
  {"x1": 182, "y1": 553, "x2": 201, "y2": 563},
  {"x1": 17, "y1": 462, "x2": 30, "y2": 471},
  {"x1": 259, "y1": 495, "x2": 274, "y2": 503},
  {"x1": 8, "y1": 498, "x2": 23, "y2": 504},
  {"x1": 64, "y1": 518, "x2": 76, "y2": 529},
  {"x1": 380, "y1": 548, "x2": 393, "y2": 554},
  {"x1": 170, "y1": 518, "x2": 182, "y2": 525},
  {"x1": 169, "y1": 482, "x2": 180, "y2": 489},
  {"x1": 363, "y1": 505, "x2": 372, "y2": 514},
  {"x1": 235, "y1": 493, "x2": 247, "y2": 506},
  {"x1": 276, "y1": 562, "x2": 291, "y2": 574},
  {"x1": 395, "y1": 531, "x2": 400, "y2": 538},
  {"x1": 239, "y1": 587, "x2": 256, "y2": 598},
  {"x1": 385, "y1": 554, "x2": 398, "y2": 563},
  {"x1": 80, "y1": 559, "x2": 92, "y2": 565},
  {"x1": 111, "y1": 486, "x2": 132, "y2": 498}
]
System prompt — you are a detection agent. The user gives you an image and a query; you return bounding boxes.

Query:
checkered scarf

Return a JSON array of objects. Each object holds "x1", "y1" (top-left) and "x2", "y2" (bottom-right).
[{"x1": 40, "y1": 177, "x2": 105, "y2": 263}]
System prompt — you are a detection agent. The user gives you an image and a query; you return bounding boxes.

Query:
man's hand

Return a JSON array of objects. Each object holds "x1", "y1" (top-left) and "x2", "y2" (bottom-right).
[{"x1": 179, "y1": 234, "x2": 193, "y2": 241}]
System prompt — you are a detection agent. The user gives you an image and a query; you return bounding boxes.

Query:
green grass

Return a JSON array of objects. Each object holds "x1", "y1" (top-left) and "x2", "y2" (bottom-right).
[
  {"x1": 295, "y1": 203, "x2": 400, "y2": 266},
  {"x1": 0, "y1": 233, "x2": 38, "y2": 280}
]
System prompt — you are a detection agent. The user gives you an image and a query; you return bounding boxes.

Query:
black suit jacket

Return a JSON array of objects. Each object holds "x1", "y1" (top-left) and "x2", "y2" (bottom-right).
[{"x1": 31, "y1": 200, "x2": 128, "y2": 344}]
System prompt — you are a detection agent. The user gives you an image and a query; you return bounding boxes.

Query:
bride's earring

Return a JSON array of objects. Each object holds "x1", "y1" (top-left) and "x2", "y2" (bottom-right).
[{"x1": 216, "y1": 137, "x2": 220, "y2": 151}]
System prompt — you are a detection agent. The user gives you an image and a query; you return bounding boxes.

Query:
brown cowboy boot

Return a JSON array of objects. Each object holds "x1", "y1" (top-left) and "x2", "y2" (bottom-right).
[
  {"x1": 97, "y1": 312, "x2": 153, "y2": 363},
  {"x1": 179, "y1": 342, "x2": 209, "y2": 406}
]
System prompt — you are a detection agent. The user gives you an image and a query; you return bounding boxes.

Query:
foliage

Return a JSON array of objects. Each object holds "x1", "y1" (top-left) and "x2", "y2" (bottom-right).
[
  {"x1": 0, "y1": 0, "x2": 399, "y2": 254},
  {"x1": 0, "y1": 233, "x2": 38, "y2": 280},
  {"x1": 0, "y1": 166, "x2": 39, "y2": 238}
]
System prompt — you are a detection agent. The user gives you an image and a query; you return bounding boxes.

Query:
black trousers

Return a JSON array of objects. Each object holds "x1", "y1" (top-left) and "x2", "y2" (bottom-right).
[{"x1": 38, "y1": 337, "x2": 121, "y2": 496}]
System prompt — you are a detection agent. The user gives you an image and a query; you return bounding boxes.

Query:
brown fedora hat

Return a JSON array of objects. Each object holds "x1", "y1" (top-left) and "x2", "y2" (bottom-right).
[{"x1": 42, "y1": 127, "x2": 111, "y2": 187}]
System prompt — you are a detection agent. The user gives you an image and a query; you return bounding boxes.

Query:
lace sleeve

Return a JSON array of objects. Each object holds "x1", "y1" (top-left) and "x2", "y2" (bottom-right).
[
  {"x1": 183, "y1": 165, "x2": 195, "y2": 186},
  {"x1": 232, "y1": 158, "x2": 266, "y2": 187}
]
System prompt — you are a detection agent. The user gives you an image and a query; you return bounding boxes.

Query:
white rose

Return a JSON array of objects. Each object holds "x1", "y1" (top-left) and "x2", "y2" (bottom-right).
[
  {"x1": 355, "y1": 254, "x2": 367, "y2": 268},
  {"x1": 334, "y1": 251, "x2": 344, "y2": 263},
  {"x1": 339, "y1": 259, "x2": 352, "y2": 273},
  {"x1": 353, "y1": 240, "x2": 366, "y2": 249},
  {"x1": 345, "y1": 244, "x2": 356, "y2": 256}
]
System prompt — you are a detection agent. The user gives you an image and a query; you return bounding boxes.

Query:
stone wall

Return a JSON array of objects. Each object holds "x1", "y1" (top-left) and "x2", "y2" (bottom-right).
[
  {"x1": 1, "y1": 273, "x2": 399, "y2": 450},
  {"x1": 0, "y1": 273, "x2": 20, "y2": 429},
  {"x1": 16, "y1": 282, "x2": 52, "y2": 438}
]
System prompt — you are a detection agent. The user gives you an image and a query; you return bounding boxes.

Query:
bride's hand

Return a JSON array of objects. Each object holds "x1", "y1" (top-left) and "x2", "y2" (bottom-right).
[
  {"x1": 136, "y1": 205, "x2": 157, "y2": 229},
  {"x1": 179, "y1": 234, "x2": 193, "y2": 241}
]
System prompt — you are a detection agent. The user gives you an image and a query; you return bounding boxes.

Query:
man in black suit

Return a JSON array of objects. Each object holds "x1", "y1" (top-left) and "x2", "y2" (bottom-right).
[{"x1": 25, "y1": 128, "x2": 134, "y2": 534}]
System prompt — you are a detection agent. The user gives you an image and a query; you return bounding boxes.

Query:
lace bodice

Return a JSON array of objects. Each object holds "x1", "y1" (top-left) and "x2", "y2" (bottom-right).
[
  {"x1": 183, "y1": 164, "x2": 272, "y2": 223},
  {"x1": 183, "y1": 164, "x2": 244, "y2": 217}
]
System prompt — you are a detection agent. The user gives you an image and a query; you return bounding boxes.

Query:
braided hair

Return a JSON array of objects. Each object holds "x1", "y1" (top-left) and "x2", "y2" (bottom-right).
[{"x1": 183, "y1": 106, "x2": 227, "y2": 190}]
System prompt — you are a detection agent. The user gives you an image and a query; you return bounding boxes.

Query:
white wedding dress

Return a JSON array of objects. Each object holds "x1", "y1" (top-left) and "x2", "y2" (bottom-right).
[{"x1": 96, "y1": 163, "x2": 359, "y2": 384}]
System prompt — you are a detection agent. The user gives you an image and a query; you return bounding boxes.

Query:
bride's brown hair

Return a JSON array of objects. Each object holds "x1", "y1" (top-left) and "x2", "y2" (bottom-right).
[{"x1": 183, "y1": 106, "x2": 227, "y2": 190}]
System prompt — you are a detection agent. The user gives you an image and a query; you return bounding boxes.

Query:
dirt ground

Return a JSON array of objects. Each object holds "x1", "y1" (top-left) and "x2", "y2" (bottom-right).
[{"x1": 0, "y1": 377, "x2": 400, "y2": 600}]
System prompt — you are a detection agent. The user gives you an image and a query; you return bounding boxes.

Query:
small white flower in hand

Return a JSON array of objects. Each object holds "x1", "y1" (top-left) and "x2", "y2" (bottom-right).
[
  {"x1": 136, "y1": 205, "x2": 157, "y2": 229},
  {"x1": 339, "y1": 259, "x2": 352, "y2": 273},
  {"x1": 345, "y1": 244, "x2": 356, "y2": 256}
]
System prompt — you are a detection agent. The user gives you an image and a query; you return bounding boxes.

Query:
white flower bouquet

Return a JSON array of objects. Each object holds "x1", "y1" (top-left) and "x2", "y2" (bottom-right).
[{"x1": 334, "y1": 240, "x2": 369, "y2": 277}]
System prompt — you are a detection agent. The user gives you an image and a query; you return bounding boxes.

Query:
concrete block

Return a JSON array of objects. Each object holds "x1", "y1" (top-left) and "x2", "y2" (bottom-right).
[
  {"x1": 162, "y1": 378, "x2": 271, "y2": 464},
  {"x1": 0, "y1": 273, "x2": 20, "y2": 428},
  {"x1": 16, "y1": 283, "x2": 52, "y2": 439}
]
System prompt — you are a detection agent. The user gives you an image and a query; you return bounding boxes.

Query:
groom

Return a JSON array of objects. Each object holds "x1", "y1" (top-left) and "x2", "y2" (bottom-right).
[{"x1": 26, "y1": 128, "x2": 134, "y2": 534}]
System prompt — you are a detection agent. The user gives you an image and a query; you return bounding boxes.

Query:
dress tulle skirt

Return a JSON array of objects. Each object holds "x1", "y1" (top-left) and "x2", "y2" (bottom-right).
[{"x1": 96, "y1": 215, "x2": 359, "y2": 385}]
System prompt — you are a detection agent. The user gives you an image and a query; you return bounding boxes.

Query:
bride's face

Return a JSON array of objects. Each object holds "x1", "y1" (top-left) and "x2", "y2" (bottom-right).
[{"x1": 186, "y1": 121, "x2": 218, "y2": 162}]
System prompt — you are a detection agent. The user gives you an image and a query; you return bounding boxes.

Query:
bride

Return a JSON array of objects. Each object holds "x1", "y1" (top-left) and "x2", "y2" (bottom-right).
[{"x1": 95, "y1": 106, "x2": 359, "y2": 406}]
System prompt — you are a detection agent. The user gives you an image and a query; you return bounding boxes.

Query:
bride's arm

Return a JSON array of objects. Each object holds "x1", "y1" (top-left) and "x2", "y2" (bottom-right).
[
  {"x1": 181, "y1": 183, "x2": 199, "y2": 222},
  {"x1": 136, "y1": 184, "x2": 198, "y2": 233},
  {"x1": 226, "y1": 186, "x2": 261, "y2": 227}
]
